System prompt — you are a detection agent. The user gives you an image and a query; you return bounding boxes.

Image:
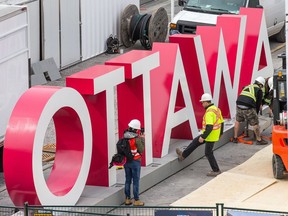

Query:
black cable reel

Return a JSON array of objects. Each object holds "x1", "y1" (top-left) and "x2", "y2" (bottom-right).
[{"x1": 120, "y1": 4, "x2": 168, "y2": 50}]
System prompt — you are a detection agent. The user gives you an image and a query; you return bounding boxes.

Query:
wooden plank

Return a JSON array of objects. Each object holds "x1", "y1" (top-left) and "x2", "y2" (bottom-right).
[
  {"x1": 42, "y1": 152, "x2": 55, "y2": 162},
  {"x1": 43, "y1": 143, "x2": 56, "y2": 153},
  {"x1": 42, "y1": 143, "x2": 56, "y2": 162}
]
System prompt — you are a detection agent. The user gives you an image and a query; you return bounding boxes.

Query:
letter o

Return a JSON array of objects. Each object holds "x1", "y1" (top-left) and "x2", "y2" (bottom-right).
[{"x1": 4, "y1": 86, "x2": 92, "y2": 206}]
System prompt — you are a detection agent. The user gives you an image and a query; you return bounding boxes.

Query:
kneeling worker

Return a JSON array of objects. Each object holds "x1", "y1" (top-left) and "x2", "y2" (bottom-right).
[
  {"x1": 176, "y1": 93, "x2": 224, "y2": 177},
  {"x1": 233, "y1": 76, "x2": 268, "y2": 145}
]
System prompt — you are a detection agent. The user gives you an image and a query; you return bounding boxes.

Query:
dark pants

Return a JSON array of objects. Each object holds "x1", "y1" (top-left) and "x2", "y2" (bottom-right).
[
  {"x1": 182, "y1": 135, "x2": 220, "y2": 172},
  {"x1": 124, "y1": 159, "x2": 141, "y2": 200}
]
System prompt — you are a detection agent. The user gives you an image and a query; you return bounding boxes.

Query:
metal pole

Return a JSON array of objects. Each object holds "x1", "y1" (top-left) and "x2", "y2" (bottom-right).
[
  {"x1": 216, "y1": 203, "x2": 224, "y2": 216},
  {"x1": 24, "y1": 202, "x2": 28, "y2": 216},
  {"x1": 171, "y1": 0, "x2": 174, "y2": 20}
]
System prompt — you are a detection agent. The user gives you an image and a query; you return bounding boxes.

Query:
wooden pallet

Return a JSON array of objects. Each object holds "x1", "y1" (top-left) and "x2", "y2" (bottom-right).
[
  {"x1": 42, "y1": 143, "x2": 56, "y2": 162},
  {"x1": 42, "y1": 152, "x2": 55, "y2": 162},
  {"x1": 43, "y1": 143, "x2": 56, "y2": 153}
]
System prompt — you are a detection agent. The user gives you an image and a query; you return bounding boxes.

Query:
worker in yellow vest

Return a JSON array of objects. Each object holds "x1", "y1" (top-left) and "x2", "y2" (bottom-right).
[
  {"x1": 233, "y1": 76, "x2": 268, "y2": 145},
  {"x1": 176, "y1": 93, "x2": 224, "y2": 177}
]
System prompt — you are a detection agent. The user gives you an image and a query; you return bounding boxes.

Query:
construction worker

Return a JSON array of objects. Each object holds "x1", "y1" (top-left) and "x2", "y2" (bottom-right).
[
  {"x1": 123, "y1": 119, "x2": 145, "y2": 206},
  {"x1": 262, "y1": 77, "x2": 273, "y2": 117},
  {"x1": 232, "y1": 76, "x2": 268, "y2": 145},
  {"x1": 176, "y1": 93, "x2": 224, "y2": 177}
]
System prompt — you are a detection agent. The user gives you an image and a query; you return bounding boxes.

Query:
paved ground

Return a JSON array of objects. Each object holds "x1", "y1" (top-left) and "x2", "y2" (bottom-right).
[
  {"x1": 139, "y1": 124, "x2": 274, "y2": 207},
  {"x1": 171, "y1": 143, "x2": 288, "y2": 212}
]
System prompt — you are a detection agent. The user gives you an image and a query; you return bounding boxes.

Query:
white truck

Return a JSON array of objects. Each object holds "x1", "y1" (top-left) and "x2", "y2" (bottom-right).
[{"x1": 170, "y1": 0, "x2": 285, "y2": 43}]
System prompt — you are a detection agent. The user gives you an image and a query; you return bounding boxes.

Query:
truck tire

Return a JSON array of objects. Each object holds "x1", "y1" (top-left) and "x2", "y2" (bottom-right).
[
  {"x1": 272, "y1": 154, "x2": 285, "y2": 179},
  {"x1": 275, "y1": 25, "x2": 286, "y2": 43}
]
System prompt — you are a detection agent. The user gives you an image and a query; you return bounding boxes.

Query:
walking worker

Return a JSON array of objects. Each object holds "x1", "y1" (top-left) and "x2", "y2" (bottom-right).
[
  {"x1": 232, "y1": 76, "x2": 268, "y2": 145},
  {"x1": 123, "y1": 119, "x2": 145, "y2": 206},
  {"x1": 176, "y1": 93, "x2": 224, "y2": 177}
]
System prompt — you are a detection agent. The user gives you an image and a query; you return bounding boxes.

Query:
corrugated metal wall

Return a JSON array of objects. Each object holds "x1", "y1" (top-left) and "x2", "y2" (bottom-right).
[
  {"x1": 0, "y1": 5, "x2": 29, "y2": 142},
  {"x1": 60, "y1": 0, "x2": 81, "y2": 67},
  {"x1": 81, "y1": 0, "x2": 139, "y2": 61},
  {"x1": 42, "y1": 0, "x2": 81, "y2": 69},
  {"x1": 1, "y1": 0, "x2": 140, "y2": 69},
  {"x1": 42, "y1": 0, "x2": 60, "y2": 68},
  {"x1": 0, "y1": 0, "x2": 40, "y2": 65},
  {"x1": 42, "y1": 0, "x2": 139, "y2": 68},
  {"x1": 26, "y1": 0, "x2": 40, "y2": 64},
  {"x1": 140, "y1": 0, "x2": 153, "y2": 5}
]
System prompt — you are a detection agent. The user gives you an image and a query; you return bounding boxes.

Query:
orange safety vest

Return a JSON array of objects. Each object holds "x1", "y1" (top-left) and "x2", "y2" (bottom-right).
[{"x1": 129, "y1": 138, "x2": 141, "y2": 160}]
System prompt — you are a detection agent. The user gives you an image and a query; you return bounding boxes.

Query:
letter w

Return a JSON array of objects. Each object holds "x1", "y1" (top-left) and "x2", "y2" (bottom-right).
[{"x1": 196, "y1": 15, "x2": 247, "y2": 118}]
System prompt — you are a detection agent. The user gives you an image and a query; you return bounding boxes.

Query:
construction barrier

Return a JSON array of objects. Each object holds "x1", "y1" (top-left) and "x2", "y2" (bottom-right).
[{"x1": 1, "y1": 203, "x2": 285, "y2": 216}]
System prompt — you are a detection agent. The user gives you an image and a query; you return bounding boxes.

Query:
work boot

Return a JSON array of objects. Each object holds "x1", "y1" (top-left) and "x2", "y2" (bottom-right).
[
  {"x1": 256, "y1": 139, "x2": 268, "y2": 145},
  {"x1": 232, "y1": 137, "x2": 238, "y2": 143},
  {"x1": 125, "y1": 198, "x2": 133, "y2": 205},
  {"x1": 176, "y1": 148, "x2": 185, "y2": 161},
  {"x1": 206, "y1": 170, "x2": 221, "y2": 177},
  {"x1": 133, "y1": 200, "x2": 144, "y2": 206}
]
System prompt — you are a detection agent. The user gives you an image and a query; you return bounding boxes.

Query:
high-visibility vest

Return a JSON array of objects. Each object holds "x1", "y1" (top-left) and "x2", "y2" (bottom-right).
[
  {"x1": 240, "y1": 84, "x2": 259, "y2": 102},
  {"x1": 129, "y1": 138, "x2": 141, "y2": 160},
  {"x1": 263, "y1": 92, "x2": 272, "y2": 105},
  {"x1": 202, "y1": 105, "x2": 224, "y2": 142},
  {"x1": 263, "y1": 81, "x2": 272, "y2": 105}
]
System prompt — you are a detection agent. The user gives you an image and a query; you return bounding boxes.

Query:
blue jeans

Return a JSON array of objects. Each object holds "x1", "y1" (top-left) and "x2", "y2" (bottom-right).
[{"x1": 124, "y1": 159, "x2": 141, "y2": 200}]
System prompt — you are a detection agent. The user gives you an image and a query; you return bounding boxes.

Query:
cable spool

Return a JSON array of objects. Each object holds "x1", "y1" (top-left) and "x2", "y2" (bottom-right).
[{"x1": 120, "y1": 4, "x2": 168, "y2": 50}]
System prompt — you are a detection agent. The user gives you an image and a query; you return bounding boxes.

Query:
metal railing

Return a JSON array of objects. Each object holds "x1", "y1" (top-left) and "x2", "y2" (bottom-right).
[
  {"x1": 24, "y1": 205, "x2": 216, "y2": 216},
  {"x1": 20, "y1": 203, "x2": 288, "y2": 216},
  {"x1": 0, "y1": 206, "x2": 24, "y2": 216},
  {"x1": 1, "y1": 203, "x2": 287, "y2": 216}
]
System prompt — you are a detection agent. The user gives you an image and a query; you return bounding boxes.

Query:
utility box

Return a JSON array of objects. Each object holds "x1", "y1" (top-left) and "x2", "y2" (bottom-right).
[{"x1": 0, "y1": 5, "x2": 29, "y2": 144}]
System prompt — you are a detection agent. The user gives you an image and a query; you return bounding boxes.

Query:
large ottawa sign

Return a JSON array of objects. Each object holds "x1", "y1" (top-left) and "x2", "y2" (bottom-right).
[{"x1": 4, "y1": 8, "x2": 273, "y2": 206}]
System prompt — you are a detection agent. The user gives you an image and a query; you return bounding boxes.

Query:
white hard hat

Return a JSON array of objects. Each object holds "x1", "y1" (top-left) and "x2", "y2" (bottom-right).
[
  {"x1": 255, "y1": 76, "x2": 265, "y2": 86},
  {"x1": 199, "y1": 93, "x2": 212, "y2": 102},
  {"x1": 128, "y1": 119, "x2": 141, "y2": 130},
  {"x1": 268, "y1": 77, "x2": 273, "y2": 89}
]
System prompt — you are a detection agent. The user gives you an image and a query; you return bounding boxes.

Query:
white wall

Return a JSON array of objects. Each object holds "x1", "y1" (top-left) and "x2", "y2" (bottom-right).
[
  {"x1": 0, "y1": 0, "x2": 140, "y2": 69},
  {"x1": 0, "y1": 5, "x2": 29, "y2": 142},
  {"x1": 41, "y1": 0, "x2": 139, "y2": 68},
  {"x1": 81, "y1": 0, "x2": 140, "y2": 61},
  {"x1": 0, "y1": 0, "x2": 40, "y2": 65}
]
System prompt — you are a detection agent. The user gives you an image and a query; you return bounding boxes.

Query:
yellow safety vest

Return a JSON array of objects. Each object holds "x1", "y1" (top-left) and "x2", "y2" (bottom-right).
[
  {"x1": 263, "y1": 93, "x2": 272, "y2": 105},
  {"x1": 202, "y1": 105, "x2": 224, "y2": 142},
  {"x1": 263, "y1": 84, "x2": 272, "y2": 105},
  {"x1": 240, "y1": 84, "x2": 259, "y2": 102}
]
